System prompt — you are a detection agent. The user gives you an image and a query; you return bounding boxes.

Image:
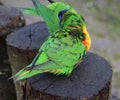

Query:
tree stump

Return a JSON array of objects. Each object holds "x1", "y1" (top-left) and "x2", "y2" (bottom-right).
[
  {"x1": 25, "y1": 52, "x2": 112, "y2": 100},
  {"x1": 0, "y1": 6, "x2": 25, "y2": 100},
  {"x1": 7, "y1": 22, "x2": 112, "y2": 100},
  {"x1": 7, "y1": 22, "x2": 49, "y2": 100},
  {"x1": 0, "y1": 6, "x2": 25, "y2": 37},
  {"x1": 0, "y1": 5, "x2": 25, "y2": 63}
]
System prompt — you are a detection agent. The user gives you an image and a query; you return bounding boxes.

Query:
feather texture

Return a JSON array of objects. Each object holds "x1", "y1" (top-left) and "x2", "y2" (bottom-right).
[{"x1": 13, "y1": 0, "x2": 91, "y2": 81}]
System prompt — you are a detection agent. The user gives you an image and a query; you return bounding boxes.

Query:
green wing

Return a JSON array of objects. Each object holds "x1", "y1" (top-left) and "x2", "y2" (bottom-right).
[
  {"x1": 15, "y1": 31, "x2": 86, "y2": 80},
  {"x1": 32, "y1": 0, "x2": 59, "y2": 34},
  {"x1": 37, "y1": 34, "x2": 86, "y2": 74},
  {"x1": 22, "y1": 1, "x2": 72, "y2": 34},
  {"x1": 22, "y1": 8, "x2": 38, "y2": 15}
]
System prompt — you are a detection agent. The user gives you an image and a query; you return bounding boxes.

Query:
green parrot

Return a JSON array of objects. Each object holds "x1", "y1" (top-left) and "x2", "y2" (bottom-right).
[{"x1": 14, "y1": 0, "x2": 91, "y2": 80}]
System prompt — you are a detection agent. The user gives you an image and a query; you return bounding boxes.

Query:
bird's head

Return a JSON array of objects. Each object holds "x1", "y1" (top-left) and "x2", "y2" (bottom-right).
[
  {"x1": 24, "y1": 0, "x2": 91, "y2": 51},
  {"x1": 58, "y1": 9, "x2": 91, "y2": 51}
]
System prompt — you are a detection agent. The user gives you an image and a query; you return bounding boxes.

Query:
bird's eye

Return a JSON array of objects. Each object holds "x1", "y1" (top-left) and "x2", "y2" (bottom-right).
[{"x1": 58, "y1": 9, "x2": 68, "y2": 21}]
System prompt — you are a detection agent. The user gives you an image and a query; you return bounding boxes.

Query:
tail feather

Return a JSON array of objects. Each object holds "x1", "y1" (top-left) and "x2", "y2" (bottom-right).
[
  {"x1": 7, "y1": 68, "x2": 27, "y2": 81},
  {"x1": 15, "y1": 69, "x2": 43, "y2": 81},
  {"x1": 32, "y1": 0, "x2": 59, "y2": 34},
  {"x1": 12, "y1": 60, "x2": 64, "y2": 81},
  {"x1": 13, "y1": 63, "x2": 42, "y2": 80},
  {"x1": 22, "y1": 8, "x2": 38, "y2": 15}
]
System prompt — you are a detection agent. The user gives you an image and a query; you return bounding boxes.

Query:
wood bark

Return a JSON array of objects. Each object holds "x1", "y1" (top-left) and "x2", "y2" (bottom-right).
[
  {"x1": 25, "y1": 52, "x2": 112, "y2": 100},
  {"x1": 7, "y1": 22, "x2": 112, "y2": 100},
  {"x1": 0, "y1": 6, "x2": 25, "y2": 100},
  {"x1": 7, "y1": 22, "x2": 49, "y2": 100},
  {"x1": 0, "y1": 6, "x2": 25, "y2": 36}
]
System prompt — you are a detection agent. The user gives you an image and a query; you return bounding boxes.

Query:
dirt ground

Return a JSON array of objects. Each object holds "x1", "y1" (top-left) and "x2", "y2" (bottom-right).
[{"x1": 0, "y1": 0, "x2": 120, "y2": 100}]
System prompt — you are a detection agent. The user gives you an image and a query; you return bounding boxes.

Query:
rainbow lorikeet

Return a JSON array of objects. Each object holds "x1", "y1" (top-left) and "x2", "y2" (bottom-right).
[{"x1": 14, "y1": 0, "x2": 91, "y2": 80}]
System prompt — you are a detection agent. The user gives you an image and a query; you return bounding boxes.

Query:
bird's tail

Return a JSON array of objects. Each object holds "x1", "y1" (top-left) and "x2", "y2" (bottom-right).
[
  {"x1": 13, "y1": 65, "x2": 44, "y2": 81},
  {"x1": 9, "y1": 52, "x2": 48, "y2": 81},
  {"x1": 10, "y1": 59, "x2": 64, "y2": 81}
]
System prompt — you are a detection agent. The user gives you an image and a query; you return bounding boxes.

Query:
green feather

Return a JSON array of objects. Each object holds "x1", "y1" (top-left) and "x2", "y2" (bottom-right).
[
  {"x1": 13, "y1": 1, "x2": 90, "y2": 81},
  {"x1": 15, "y1": 30, "x2": 86, "y2": 80},
  {"x1": 32, "y1": 0, "x2": 57, "y2": 34},
  {"x1": 22, "y1": 1, "x2": 72, "y2": 34},
  {"x1": 22, "y1": 8, "x2": 38, "y2": 15}
]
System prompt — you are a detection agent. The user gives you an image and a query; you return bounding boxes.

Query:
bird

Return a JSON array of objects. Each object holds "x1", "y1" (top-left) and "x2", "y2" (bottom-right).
[{"x1": 13, "y1": 0, "x2": 91, "y2": 81}]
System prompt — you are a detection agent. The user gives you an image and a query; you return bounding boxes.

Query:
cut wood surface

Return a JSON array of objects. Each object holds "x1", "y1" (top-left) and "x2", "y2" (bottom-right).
[
  {"x1": 7, "y1": 22, "x2": 112, "y2": 100},
  {"x1": 26, "y1": 52, "x2": 112, "y2": 100},
  {"x1": 7, "y1": 22, "x2": 49, "y2": 100},
  {"x1": 0, "y1": 6, "x2": 25, "y2": 37}
]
